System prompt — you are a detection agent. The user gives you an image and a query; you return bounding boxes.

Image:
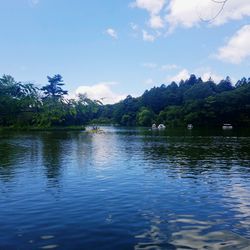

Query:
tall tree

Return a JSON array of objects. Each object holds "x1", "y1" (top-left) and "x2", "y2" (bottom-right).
[
  {"x1": 216, "y1": 76, "x2": 234, "y2": 93},
  {"x1": 41, "y1": 74, "x2": 68, "y2": 100}
]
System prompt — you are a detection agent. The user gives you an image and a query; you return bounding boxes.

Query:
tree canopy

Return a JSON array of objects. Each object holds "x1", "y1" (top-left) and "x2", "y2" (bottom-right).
[
  {"x1": 41, "y1": 74, "x2": 68, "y2": 100},
  {"x1": 0, "y1": 73, "x2": 250, "y2": 128}
]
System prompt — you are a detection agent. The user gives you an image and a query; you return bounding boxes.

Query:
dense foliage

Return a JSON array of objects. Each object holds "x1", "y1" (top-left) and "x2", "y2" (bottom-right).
[
  {"x1": 0, "y1": 74, "x2": 100, "y2": 128},
  {"x1": 95, "y1": 74, "x2": 250, "y2": 128},
  {"x1": 1, "y1": 73, "x2": 250, "y2": 128}
]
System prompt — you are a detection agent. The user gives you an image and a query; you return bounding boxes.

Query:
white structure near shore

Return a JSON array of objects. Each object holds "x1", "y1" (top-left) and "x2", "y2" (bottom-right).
[
  {"x1": 158, "y1": 124, "x2": 166, "y2": 130},
  {"x1": 151, "y1": 124, "x2": 166, "y2": 130},
  {"x1": 152, "y1": 124, "x2": 157, "y2": 130},
  {"x1": 222, "y1": 124, "x2": 233, "y2": 130}
]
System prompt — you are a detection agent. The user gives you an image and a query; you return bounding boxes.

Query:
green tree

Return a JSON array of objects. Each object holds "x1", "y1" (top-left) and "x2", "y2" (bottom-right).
[
  {"x1": 216, "y1": 76, "x2": 234, "y2": 93},
  {"x1": 41, "y1": 74, "x2": 68, "y2": 100},
  {"x1": 137, "y1": 107, "x2": 154, "y2": 126},
  {"x1": 0, "y1": 75, "x2": 39, "y2": 126}
]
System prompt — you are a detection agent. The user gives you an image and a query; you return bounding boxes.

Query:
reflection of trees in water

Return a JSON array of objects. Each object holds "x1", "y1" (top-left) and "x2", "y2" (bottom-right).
[
  {"x1": 0, "y1": 133, "x2": 39, "y2": 181},
  {"x1": 74, "y1": 133, "x2": 93, "y2": 168},
  {"x1": 141, "y1": 135, "x2": 250, "y2": 176},
  {"x1": 0, "y1": 142, "x2": 21, "y2": 181},
  {"x1": 40, "y1": 132, "x2": 71, "y2": 182},
  {"x1": 0, "y1": 131, "x2": 94, "y2": 185}
]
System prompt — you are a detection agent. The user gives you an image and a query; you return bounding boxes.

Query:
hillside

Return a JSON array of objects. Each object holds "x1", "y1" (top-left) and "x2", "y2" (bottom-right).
[{"x1": 95, "y1": 74, "x2": 250, "y2": 127}]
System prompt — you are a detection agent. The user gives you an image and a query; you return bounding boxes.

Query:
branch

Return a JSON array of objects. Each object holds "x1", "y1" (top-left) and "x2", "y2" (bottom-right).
[{"x1": 199, "y1": 0, "x2": 229, "y2": 23}]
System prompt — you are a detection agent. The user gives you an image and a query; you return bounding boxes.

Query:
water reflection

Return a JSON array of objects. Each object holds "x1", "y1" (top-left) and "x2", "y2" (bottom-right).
[
  {"x1": 0, "y1": 133, "x2": 35, "y2": 181},
  {"x1": 169, "y1": 217, "x2": 250, "y2": 249},
  {"x1": 88, "y1": 132, "x2": 120, "y2": 167},
  {"x1": 141, "y1": 135, "x2": 250, "y2": 174},
  {"x1": 135, "y1": 213, "x2": 175, "y2": 250},
  {"x1": 223, "y1": 184, "x2": 250, "y2": 237},
  {"x1": 40, "y1": 132, "x2": 68, "y2": 181},
  {"x1": 0, "y1": 128, "x2": 250, "y2": 249},
  {"x1": 135, "y1": 213, "x2": 250, "y2": 249},
  {"x1": 0, "y1": 142, "x2": 20, "y2": 180}
]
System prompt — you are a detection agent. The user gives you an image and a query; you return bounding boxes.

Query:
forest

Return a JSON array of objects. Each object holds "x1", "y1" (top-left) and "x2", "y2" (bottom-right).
[{"x1": 1, "y1": 73, "x2": 250, "y2": 129}]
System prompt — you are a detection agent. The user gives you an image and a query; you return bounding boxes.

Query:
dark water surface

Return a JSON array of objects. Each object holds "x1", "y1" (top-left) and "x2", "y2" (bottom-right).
[{"x1": 1, "y1": 127, "x2": 250, "y2": 250}]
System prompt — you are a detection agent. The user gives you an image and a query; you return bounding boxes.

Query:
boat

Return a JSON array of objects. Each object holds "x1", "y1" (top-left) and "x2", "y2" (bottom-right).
[
  {"x1": 158, "y1": 124, "x2": 166, "y2": 130},
  {"x1": 187, "y1": 124, "x2": 193, "y2": 130},
  {"x1": 222, "y1": 124, "x2": 233, "y2": 130},
  {"x1": 88, "y1": 125, "x2": 104, "y2": 133},
  {"x1": 152, "y1": 124, "x2": 157, "y2": 130}
]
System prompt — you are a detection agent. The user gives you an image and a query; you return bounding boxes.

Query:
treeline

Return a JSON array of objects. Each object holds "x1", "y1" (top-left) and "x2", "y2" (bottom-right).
[
  {"x1": 0, "y1": 74, "x2": 100, "y2": 128},
  {"x1": 1, "y1": 73, "x2": 250, "y2": 128},
  {"x1": 95, "y1": 75, "x2": 250, "y2": 127}
]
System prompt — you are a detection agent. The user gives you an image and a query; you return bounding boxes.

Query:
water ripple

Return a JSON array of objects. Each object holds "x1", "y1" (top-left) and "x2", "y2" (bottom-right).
[{"x1": 0, "y1": 128, "x2": 250, "y2": 249}]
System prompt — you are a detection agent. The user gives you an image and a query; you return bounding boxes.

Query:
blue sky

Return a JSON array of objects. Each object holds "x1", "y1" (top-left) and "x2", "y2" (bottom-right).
[{"x1": 1, "y1": 0, "x2": 250, "y2": 103}]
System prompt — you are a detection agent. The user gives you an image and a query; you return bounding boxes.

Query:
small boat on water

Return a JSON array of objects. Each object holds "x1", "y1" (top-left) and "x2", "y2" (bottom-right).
[
  {"x1": 158, "y1": 124, "x2": 166, "y2": 130},
  {"x1": 222, "y1": 124, "x2": 233, "y2": 130},
  {"x1": 88, "y1": 125, "x2": 104, "y2": 133},
  {"x1": 151, "y1": 124, "x2": 166, "y2": 130},
  {"x1": 187, "y1": 124, "x2": 193, "y2": 130},
  {"x1": 152, "y1": 124, "x2": 157, "y2": 130}
]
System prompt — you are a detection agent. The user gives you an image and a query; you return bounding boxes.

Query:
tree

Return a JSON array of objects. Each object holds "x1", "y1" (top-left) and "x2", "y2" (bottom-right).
[
  {"x1": 137, "y1": 107, "x2": 154, "y2": 126},
  {"x1": 41, "y1": 74, "x2": 68, "y2": 100},
  {"x1": 34, "y1": 75, "x2": 70, "y2": 127},
  {"x1": 183, "y1": 82, "x2": 216, "y2": 102},
  {"x1": 236, "y1": 77, "x2": 249, "y2": 88},
  {"x1": 216, "y1": 76, "x2": 234, "y2": 93},
  {"x1": 121, "y1": 114, "x2": 134, "y2": 126},
  {"x1": 0, "y1": 75, "x2": 39, "y2": 126}
]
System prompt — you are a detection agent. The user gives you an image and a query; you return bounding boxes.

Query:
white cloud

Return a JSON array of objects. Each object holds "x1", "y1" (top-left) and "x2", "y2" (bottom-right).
[
  {"x1": 131, "y1": 0, "x2": 166, "y2": 15},
  {"x1": 167, "y1": 69, "x2": 190, "y2": 82},
  {"x1": 200, "y1": 71, "x2": 223, "y2": 83},
  {"x1": 143, "y1": 62, "x2": 178, "y2": 71},
  {"x1": 132, "y1": 0, "x2": 250, "y2": 34},
  {"x1": 166, "y1": 68, "x2": 223, "y2": 83},
  {"x1": 142, "y1": 30, "x2": 156, "y2": 42},
  {"x1": 161, "y1": 64, "x2": 178, "y2": 71},
  {"x1": 194, "y1": 67, "x2": 223, "y2": 83},
  {"x1": 131, "y1": 0, "x2": 166, "y2": 31},
  {"x1": 130, "y1": 23, "x2": 139, "y2": 31},
  {"x1": 105, "y1": 28, "x2": 118, "y2": 39},
  {"x1": 75, "y1": 82, "x2": 126, "y2": 104},
  {"x1": 208, "y1": 0, "x2": 250, "y2": 25},
  {"x1": 166, "y1": 0, "x2": 213, "y2": 30},
  {"x1": 166, "y1": 0, "x2": 250, "y2": 31},
  {"x1": 149, "y1": 15, "x2": 164, "y2": 29},
  {"x1": 216, "y1": 24, "x2": 250, "y2": 64}
]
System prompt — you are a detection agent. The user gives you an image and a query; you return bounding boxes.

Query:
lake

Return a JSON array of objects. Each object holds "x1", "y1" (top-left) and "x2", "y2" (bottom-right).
[{"x1": 0, "y1": 127, "x2": 250, "y2": 249}]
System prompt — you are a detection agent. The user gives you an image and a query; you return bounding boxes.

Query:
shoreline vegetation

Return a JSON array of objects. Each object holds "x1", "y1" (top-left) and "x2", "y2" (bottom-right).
[
  {"x1": 0, "y1": 126, "x2": 86, "y2": 132},
  {"x1": 1, "y1": 73, "x2": 250, "y2": 130}
]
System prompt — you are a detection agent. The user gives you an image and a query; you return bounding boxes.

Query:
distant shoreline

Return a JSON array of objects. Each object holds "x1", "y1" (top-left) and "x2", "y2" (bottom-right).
[{"x1": 0, "y1": 126, "x2": 86, "y2": 132}]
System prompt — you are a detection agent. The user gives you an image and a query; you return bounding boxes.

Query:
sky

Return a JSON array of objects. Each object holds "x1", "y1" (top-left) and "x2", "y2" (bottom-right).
[{"x1": 1, "y1": 0, "x2": 250, "y2": 103}]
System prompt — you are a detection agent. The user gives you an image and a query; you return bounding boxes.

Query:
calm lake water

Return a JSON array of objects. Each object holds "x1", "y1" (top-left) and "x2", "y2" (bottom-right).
[{"x1": 1, "y1": 127, "x2": 250, "y2": 250}]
